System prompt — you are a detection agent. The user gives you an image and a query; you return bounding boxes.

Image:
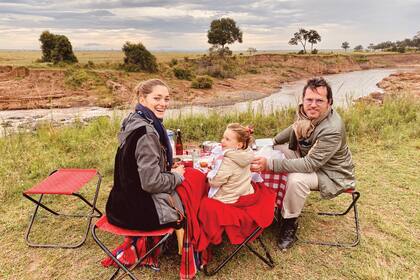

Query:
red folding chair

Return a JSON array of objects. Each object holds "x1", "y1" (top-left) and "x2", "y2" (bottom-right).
[
  {"x1": 91, "y1": 215, "x2": 174, "y2": 280},
  {"x1": 22, "y1": 168, "x2": 102, "y2": 248},
  {"x1": 200, "y1": 182, "x2": 277, "y2": 276}
]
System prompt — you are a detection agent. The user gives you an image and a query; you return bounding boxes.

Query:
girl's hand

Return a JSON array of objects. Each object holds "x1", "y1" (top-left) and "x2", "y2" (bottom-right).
[{"x1": 172, "y1": 165, "x2": 185, "y2": 177}]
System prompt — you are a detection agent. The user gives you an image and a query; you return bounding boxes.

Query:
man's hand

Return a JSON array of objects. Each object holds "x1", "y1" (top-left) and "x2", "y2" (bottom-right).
[{"x1": 251, "y1": 156, "x2": 268, "y2": 172}]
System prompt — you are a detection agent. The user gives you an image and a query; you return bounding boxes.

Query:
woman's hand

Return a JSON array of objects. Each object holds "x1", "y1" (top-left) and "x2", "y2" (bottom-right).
[
  {"x1": 251, "y1": 156, "x2": 268, "y2": 172},
  {"x1": 172, "y1": 165, "x2": 185, "y2": 177}
]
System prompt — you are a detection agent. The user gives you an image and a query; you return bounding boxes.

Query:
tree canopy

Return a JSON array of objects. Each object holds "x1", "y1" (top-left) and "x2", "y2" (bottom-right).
[
  {"x1": 39, "y1": 31, "x2": 78, "y2": 64},
  {"x1": 289, "y1": 28, "x2": 321, "y2": 54},
  {"x1": 341, "y1": 41, "x2": 350, "y2": 52},
  {"x1": 307, "y1": 30, "x2": 321, "y2": 52},
  {"x1": 207, "y1": 18, "x2": 242, "y2": 55},
  {"x1": 122, "y1": 41, "x2": 158, "y2": 72}
]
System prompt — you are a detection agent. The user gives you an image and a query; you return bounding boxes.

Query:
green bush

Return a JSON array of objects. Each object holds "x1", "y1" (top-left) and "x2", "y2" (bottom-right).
[
  {"x1": 173, "y1": 67, "x2": 193, "y2": 80},
  {"x1": 122, "y1": 41, "x2": 157, "y2": 73},
  {"x1": 169, "y1": 58, "x2": 178, "y2": 67},
  {"x1": 191, "y1": 76, "x2": 213, "y2": 89},
  {"x1": 247, "y1": 67, "x2": 259, "y2": 74},
  {"x1": 39, "y1": 31, "x2": 78, "y2": 64},
  {"x1": 64, "y1": 68, "x2": 90, "y2": 88}
]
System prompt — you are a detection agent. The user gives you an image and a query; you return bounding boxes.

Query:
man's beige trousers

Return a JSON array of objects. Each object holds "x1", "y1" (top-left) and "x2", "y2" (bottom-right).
[{"x1": 275, "y1": 144, "x2": 318, "y2": 219}]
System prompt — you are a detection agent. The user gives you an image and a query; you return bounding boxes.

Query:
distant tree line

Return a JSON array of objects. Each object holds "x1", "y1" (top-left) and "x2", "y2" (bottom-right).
[{"x1": 353, "y1": 31, "x2": 420, "y2": 53}]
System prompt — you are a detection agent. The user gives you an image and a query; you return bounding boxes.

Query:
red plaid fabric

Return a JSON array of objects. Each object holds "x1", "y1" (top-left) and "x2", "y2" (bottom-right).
[{"x1": 260, "y1": 171, "x2": 288, "y2": 209}]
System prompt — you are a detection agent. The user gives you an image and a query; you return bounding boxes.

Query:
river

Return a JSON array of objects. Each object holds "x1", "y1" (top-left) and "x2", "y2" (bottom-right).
[{"x1": 0, "y1": 68, "x2": 399, "y2": 137}]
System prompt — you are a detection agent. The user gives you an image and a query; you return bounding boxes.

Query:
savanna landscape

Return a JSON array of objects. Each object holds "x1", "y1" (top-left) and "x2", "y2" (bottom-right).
[{"x1": 1, "y1": 3, "x2": 420, "y2": 280}]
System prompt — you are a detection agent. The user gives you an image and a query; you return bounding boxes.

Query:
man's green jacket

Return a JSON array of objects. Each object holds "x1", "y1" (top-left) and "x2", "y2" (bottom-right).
[{"x1": 271, "y1": 109, "x2": 355, "y2": 198}]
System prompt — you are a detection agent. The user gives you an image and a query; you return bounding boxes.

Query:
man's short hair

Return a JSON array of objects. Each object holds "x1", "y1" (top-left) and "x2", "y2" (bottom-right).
[{"x1": 302, "y1": 77, "x2": 333, "y2": 105}]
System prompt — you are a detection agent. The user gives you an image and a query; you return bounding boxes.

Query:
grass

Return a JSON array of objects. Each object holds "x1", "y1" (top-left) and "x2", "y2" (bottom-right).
[{"x1": 0, "y1": 94, "x2": 419, "y2": 279}]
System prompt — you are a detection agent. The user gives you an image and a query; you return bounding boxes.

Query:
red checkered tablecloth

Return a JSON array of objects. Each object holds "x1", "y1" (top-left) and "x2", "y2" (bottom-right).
[{"x1": 260, "y1": 171, "x2": 288, "y2": 209}]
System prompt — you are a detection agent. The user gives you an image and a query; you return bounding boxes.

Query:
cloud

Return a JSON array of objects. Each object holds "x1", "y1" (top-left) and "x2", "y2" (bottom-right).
[{"x1": 0, "y1": 0, "x2": 418, "y2": 50}]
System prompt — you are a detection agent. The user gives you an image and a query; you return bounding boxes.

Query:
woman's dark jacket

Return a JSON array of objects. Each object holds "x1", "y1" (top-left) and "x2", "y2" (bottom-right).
[{"x1": 105, "y1": 112, "x2": 183, "y2": 230}]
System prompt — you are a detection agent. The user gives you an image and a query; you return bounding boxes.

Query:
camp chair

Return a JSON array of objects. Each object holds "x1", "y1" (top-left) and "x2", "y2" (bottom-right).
[
  {"x1": 91, "y1": 215, "x2": 174, "y2": 280},
  {"x1": 298, "y1": 189, "x2": 361, "y2": 247},
  {"x1": 201, "y1": 183, "x2": 277, "y2": 276},
  {"x1": 202, "y1": 226, "x2": 275, "y2": 276},
  {"x1": 22, "y1": 168, "x2": 102, "y2": 248}
]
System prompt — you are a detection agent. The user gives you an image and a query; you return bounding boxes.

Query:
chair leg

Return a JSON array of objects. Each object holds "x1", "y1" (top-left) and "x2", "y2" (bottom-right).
[
  {"x1": 299, "y1": 191, "x2": 361, "y2": 247},
  {"x1": 246, "y1": 236, "x2": 275, "y2": 267},
  {"x1": 203, "y1": 227, "x2": 275, "y2": 276},
  {"x1": 114, "y1": 233, "x2": 172, "y2": 280},
  {"x1": 91, "y1": 224, "x2": 138, "y2": 280}
]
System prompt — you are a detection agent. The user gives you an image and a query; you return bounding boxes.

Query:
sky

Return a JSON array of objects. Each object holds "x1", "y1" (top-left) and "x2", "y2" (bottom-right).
[{"x1": 0, "y1": 0, "x2": 419, "y2": 51}]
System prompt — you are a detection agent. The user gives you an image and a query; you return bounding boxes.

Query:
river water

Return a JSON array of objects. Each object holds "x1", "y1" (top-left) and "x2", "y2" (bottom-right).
[{"x1": 0, "y1": 68, "x2": 399, "y2": 136}]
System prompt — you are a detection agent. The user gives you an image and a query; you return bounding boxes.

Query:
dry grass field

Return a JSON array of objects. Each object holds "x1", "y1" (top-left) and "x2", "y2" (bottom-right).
[{"x1": 0, "y1": 50, "x2": 205, "y2": 66}]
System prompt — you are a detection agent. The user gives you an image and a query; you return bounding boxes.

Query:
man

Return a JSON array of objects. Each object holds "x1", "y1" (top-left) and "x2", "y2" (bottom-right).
[{"x1": 252, "y1": 77, "x2": 355, "y2": 250}]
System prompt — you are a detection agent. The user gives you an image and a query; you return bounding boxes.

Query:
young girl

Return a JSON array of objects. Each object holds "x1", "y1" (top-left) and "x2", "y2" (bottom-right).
[{"x1": 208, "y1": 123, "x2": 255, "y2": 204}]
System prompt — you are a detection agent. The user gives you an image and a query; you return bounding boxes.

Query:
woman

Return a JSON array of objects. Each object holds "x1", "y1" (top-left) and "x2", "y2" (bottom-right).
[{"x1": 105, "y1": 79, "x2": 185, "y2": 230}]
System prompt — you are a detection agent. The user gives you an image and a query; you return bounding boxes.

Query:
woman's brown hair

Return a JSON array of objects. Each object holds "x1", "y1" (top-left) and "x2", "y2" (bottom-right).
[{"x1": 134, "y1": 79, "x2": 170, "y2": 99}]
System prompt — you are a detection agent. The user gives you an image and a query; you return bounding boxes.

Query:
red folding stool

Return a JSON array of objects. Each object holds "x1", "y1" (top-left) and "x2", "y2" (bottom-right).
[
  {"x1": 91, "y1": 215, "x2": 174, "y2": 280},
  {"x1": 22, "y1": 168, "x2": 102, "y2": 248}
]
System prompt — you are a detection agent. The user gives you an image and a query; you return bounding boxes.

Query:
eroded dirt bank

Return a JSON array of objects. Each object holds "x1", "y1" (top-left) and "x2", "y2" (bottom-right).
[
  {"x1": 1, "y1": 53, "x2": 420, "y2": 110},
  {"x1": 359, "y1": 66, "x2": 420, "y2": 104}
]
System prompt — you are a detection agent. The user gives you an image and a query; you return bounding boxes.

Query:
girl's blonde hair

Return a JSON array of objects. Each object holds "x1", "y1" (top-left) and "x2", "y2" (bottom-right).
[
  {"x1": 226, "y1": 123, "x2": 254, "y2": 149},
  {"x1": 134, "y1": 79, "x2": 170, "y2": 99}
]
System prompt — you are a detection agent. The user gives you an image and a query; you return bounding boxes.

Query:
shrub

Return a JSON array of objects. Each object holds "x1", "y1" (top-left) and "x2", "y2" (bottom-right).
[
  {"x1": 191, "y1": 76, "x2": 213, "y2": 89},
  {"x1": 122, "y1": 41, "x2": 157, "y2": 73},
  {"x1": 86, "y1": 60, "x2": 95, "y2": 68},
  {"x1": 247, "y1": 68, "x2": 259, "y2": 74},
  {"x1": 64, "y1": 68, "x2": 90, "y2": 88},
  {"x1": 169, "y1": 58, "x2": 178, "y2": 67},
  {"x1": 173, "y1": 67, "x2": 193, "y2": 80},
  {"x1": 39, "y1": 31, "x2": 78, "y2": 64},
  {"x1": 311, "y1": 49, "x2": 318, "y2": 54}
]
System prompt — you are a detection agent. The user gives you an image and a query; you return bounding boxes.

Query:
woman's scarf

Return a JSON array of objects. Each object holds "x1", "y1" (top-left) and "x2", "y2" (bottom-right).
[
  {"x1": 289, "y1": 104, "x2": 331, "y2": 150},
  {"x1": 135, "y1": 103, "x2": 173, "y2": 169}
]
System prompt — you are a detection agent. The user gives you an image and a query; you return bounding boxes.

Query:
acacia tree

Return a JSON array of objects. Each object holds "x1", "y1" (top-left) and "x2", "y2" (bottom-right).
[
  {"x1": 341, "y1": 41, "x2": 350, "y2": 52},
  {"x1": 39, "y1": 31, "x2": 77, "y2": 63},
  {"x1": 307, "y1": 29, "x2": 321, "y2": 52},
  {"x1": 289, "y1": 28, "x2": 309, "y2": 53},
  {"x1": 207, "y1": 17, "x2": 243, "y2": 56},
  {"x1": 247, "y1": 47, "x2": 257, "y2": 55}
]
